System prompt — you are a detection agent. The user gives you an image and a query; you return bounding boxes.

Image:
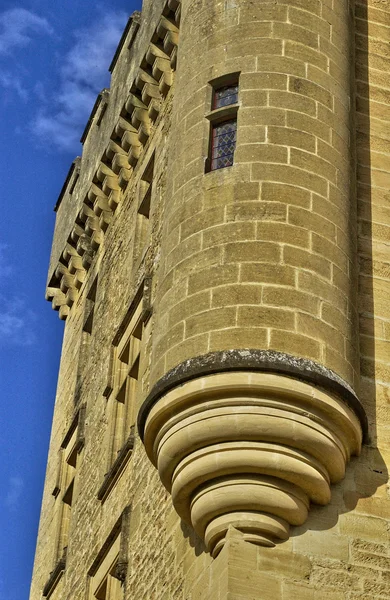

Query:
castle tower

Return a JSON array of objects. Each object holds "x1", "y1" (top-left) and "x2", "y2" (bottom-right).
[{"x1": 31, "y1": 1, "x2": 389, "y2": 599}]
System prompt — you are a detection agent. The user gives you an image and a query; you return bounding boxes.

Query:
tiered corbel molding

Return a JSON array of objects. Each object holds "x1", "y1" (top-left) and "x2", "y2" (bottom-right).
[
  {"x1": 139, "y1": 351, "x2": 366, "y2": 557},
  {"x1": 47, "y1": 0, "x2": 181, "y2": 320}
]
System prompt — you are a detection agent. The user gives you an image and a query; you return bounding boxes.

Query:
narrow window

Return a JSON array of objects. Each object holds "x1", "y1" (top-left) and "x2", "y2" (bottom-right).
[
  {"x1": 56, "y1": 415, "x2": 84, "y2": 560},
  {"x1": 207, "y1": 78, "x2": 239, "y2": 172},
  {"x1": 110, "y1": 307, "x2": 142, "y2": 464},
  {"x1": 210, "y1": 120, "x2": 237, "y2": 171},
  {"x1": 134, "y1": 154, "x2": 154, "y2": 263},
  {"x1": 89, "y1": 533, "x2": 122, "y2": 600},
  {"x1": 213, "y1": 84, "x2": 239, "y2": 109},
  {"x1": 44, "y1": 408, "x2": 85, "y2": 598},
  {"x1": 98, "y1": 288, "x2": 146, "y2": 501},
  {"x1": 83, "y1": 276, "x2": 98, "y2": 334},
  {"x1": 88, "y1": 508, "x2": 130, "y2": 600}
]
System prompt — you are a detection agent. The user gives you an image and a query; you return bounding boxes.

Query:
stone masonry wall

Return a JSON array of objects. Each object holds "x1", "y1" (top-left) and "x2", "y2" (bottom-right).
[
  {"x1": 31, "y1": 1, "x2": 389, "y2": 600},
  {"x1": 151, "y1": 0, "x2": 361, "y2": 391}
]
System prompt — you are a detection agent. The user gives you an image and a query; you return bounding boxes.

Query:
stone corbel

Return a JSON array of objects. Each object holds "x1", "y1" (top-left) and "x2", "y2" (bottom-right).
[
  {"x1": 102, "y1": 176, "x2": 120, "y2": 198},
  {"x1": 91, "y1": 229, "x2": 104, "y2": 252},
  {"x1": 110, "y1": 154, "x2": 132, "y2": 191},
  {"x1": 105, "y1": 140, "x2": 127, "y2": 163},
  {"x1": 114, "y1": 116, "x2": 134, "y2": 142},
  {"x1": 111, "y1": 153, "x2": 131, "y2": 176},
  {"x1": 108, "y1": 189, "x2": 121, "y2": 212},
  {"x1": 46, "y1": 287, "x2": 69, "y2": 319},
  {"x1": 126, "y1": 95, "x2": 148, "y2": 124},
  {"x1": 79, "y1": 205, "x2": 103, "y2": 253},
  {"x1": 118, "y1": 168, "x2": 131, "y2": 191},
  {"x1": 102, "y1": 140, "x2": 132, "y2": 189},
  {"x1": 156, "y1": 16, "x2": 179, "y2": 55},
  {"x1": 159, "y1": 71, "x2": 174, "y2": 97},
  {"x1": 96, "y1": 163, "x2": 116, "y2": 184},
  {"x1": 69, "y1": 226, "x2": 93, "y2": 270},
  {"x1": 58, "y1": 304, "x2": 70, "y2": 321},
  {"x1": 54, "y1": 263, "x2": 77, "y2": 294},
  {"x1": 62, "y1": 245, "x2": 83, "y2": 274},
  {"x1": 65, "y1": 286, "x2": 78, "y2": 306},
  {"x1": 69, "y1": 223, "x2": 84, "y2": 246},
  {"x1": 146, "y1": 44, "x2": 173, "y2": 98},
  {"x1": 138, "y1": 122, "x2": 151, "y2": 146},
  {"x1": 121, "y1": 126, "x2": 141, "y2": 154},
  {"x1": 139, "y1": 351, "x2": 366, "y2": 558},
  {"x1": 98, "y1": 211, "x2": 112, "y2": 233},
  {"x1": 128, "y1": 144, "x2": 143, "y2": 168},
  {"x1": 136, "y1": 69, "x2": 161, "y2": 109},
  {"x1": 146, "y1": 44, "x2": 171, "y2": 71},
  {"x1": 88, "y1": 184, "x2": 110, "y2": 215}
]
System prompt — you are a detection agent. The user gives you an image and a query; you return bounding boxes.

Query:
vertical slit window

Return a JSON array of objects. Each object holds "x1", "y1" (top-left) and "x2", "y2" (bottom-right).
[
  {"x1": 83, "y1": 276, "x2": 98, "y2": 334},
  {"x1": 107, "y1": 297, "x2": 144, "y2": 469},
  {"x1": 213, "y1": 84, "x2": 239, "y2": 109},
  {"x1": 207, "y1": 76, "x2": 239, "y2": 172},
  {"x1": 48, "y1": 406, "x2": 84, "y2": 591},
  {"x1": 135, "y1": 154, "x2": 154, "y2": 262},
  {"x1": 211, "y1": 120, "x2": 237, "y2": 171},
  {"x1": 88, "y1": 509, "x2": 130, "y2": 600}
]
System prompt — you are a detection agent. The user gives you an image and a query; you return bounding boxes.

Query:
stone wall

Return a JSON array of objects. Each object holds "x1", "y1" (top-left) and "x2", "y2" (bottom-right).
[{"x1": 30, "y1": 1, "x2": 389, "y2": 599}]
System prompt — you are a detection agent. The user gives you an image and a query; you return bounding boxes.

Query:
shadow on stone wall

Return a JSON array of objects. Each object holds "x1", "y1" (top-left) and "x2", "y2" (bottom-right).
[{"x1": 292, "y1": 0, "x2": 389, "y2": 539}]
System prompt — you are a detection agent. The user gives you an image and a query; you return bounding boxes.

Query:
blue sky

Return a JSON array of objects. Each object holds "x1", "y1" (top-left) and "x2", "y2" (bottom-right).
[{"x1": 0, "y1": 2, "x2": 141, "y2": 598}]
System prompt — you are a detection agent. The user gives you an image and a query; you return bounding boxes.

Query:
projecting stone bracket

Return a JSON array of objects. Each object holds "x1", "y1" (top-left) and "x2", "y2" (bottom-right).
[
  {"x1": 138, "y1": 350, "x2": 366, "y2": 557},
  {"x1": 47, "y1": 0, "x2": 182, "y2": 321}
]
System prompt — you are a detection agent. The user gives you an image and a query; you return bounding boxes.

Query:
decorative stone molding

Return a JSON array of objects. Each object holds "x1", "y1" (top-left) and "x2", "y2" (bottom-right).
[
  {"x1": 140, "y1": 355, "x2": 365, "y2": 557},
  {"x1": 47, "y1": 0, "x2": 181, "y2": 320}
]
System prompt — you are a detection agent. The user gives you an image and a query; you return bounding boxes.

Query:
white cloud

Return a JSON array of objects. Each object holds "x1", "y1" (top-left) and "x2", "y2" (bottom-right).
[
  {"x1": 0, "y1": 295, "x2": 36, "y2": 347},
  {"x1": 0, "y1": 8, "x2": 52, "y2": 55},
  {"x1": 0, "y1": 71, "x2": 28, "y2": 101},
  {"x1": 32, "y1": 11, "x2": 128, "y2": 152},
  {"x1": 4, "y1": 476, "x2": 24, "y2": 511},
  {"x1": 0, "y1": 247, "x2": 35, "y2": 346},
  {"x1": 62, "y1": 12, "x2": 127, "y2": 88}
]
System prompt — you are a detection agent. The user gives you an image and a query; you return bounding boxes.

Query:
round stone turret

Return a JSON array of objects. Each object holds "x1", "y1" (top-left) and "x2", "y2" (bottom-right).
[{"x1": 139, "y1": 0, "x2": 366, "y2": 556}]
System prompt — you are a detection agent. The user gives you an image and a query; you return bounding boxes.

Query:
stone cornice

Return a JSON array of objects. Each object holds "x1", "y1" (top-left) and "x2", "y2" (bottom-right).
[
  {"x1": 137, "y1": 349, "x2": 368, "y2": 441},
  {"x1": 141, "y1": 369, "x2": 364, "y2": 556}
]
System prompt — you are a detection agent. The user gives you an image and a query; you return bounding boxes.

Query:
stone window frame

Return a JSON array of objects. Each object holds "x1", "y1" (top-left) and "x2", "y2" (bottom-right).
[
  {"x1": 43, "y1": 406, "x2": 85, "y2": 597},
  {"x1": 133, "y1": 152, "x2": 155, "y2": 269},
  {"x1": 205, "y1": 72, "x2": 240, "y2": 173},
  {"x1": 98, "y1": 281, "x2": 151, "y2": 501},
  {"x1": 87, "y1": 507, "x2": 131, "y2": 600},
  {"x1": 83, "y1": 275, "x2": 98, "y2": 334}
]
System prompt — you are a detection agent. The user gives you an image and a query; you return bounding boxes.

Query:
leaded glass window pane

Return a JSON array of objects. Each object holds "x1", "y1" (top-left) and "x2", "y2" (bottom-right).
[
  {"x1": 211, "y1": 120, "x2": 237, "y2": 170},
  {"x1": 214, "y1": 84, "x2": 239, "y2": 109}
]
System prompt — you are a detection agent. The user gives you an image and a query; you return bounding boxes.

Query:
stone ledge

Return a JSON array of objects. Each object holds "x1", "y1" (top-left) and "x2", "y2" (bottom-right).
[{"x1": 138, "y1": 349, "x2": 368, "y2": 441}]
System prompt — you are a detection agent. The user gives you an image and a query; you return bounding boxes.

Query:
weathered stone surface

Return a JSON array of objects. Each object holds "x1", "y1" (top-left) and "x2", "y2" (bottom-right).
[{"x1": 31, "y1": 0, "x2": 390, "y2": 599}]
